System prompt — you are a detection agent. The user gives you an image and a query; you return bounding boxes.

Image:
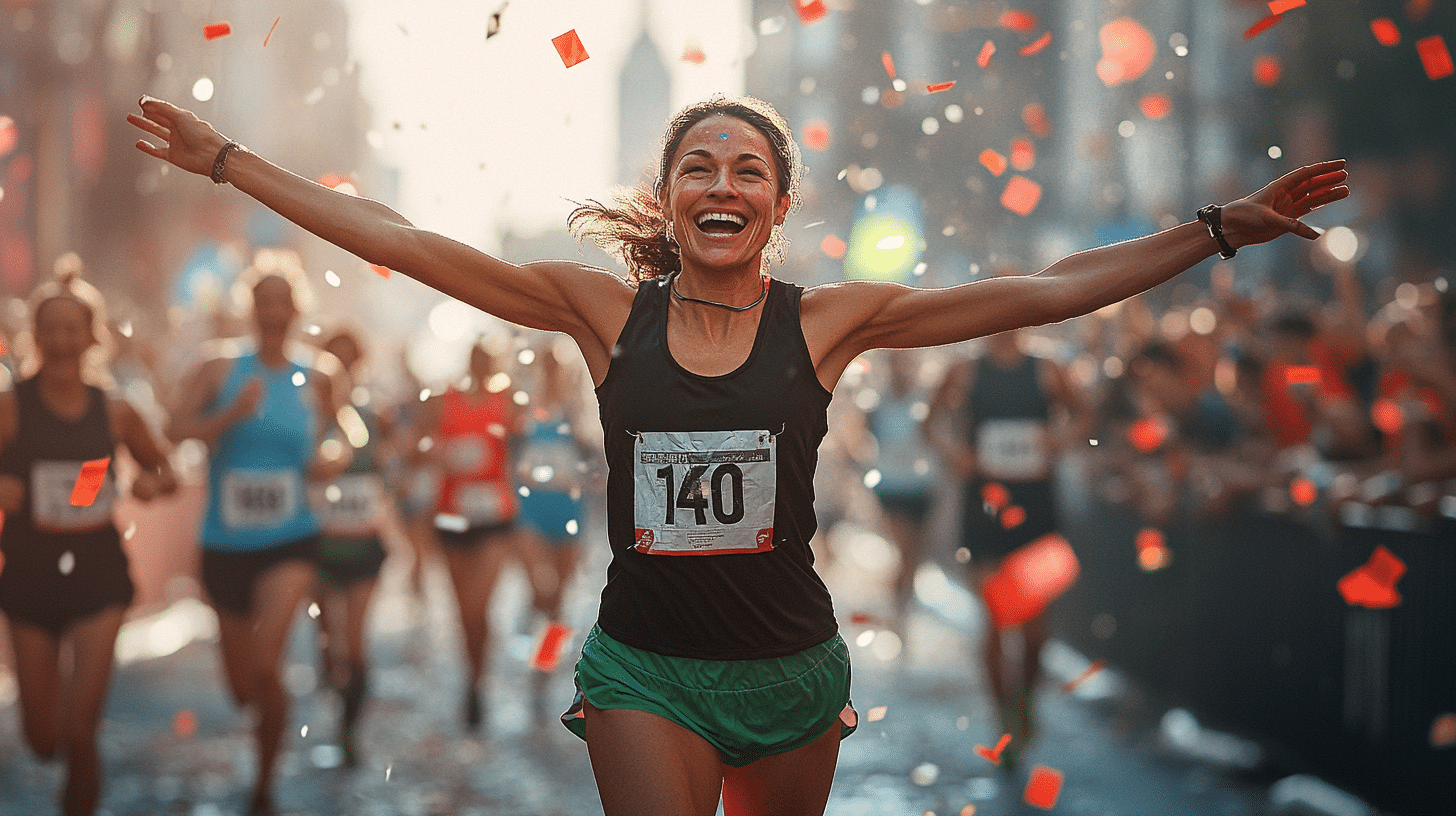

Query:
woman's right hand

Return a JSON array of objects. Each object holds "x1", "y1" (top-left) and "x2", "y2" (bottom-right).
[{"x1": 126, "y1": 97, "x2": 230, "y2": 178}]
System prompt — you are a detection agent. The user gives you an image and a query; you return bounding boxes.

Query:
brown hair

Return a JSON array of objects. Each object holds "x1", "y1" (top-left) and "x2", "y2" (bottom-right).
[
  {"x1": 568, "y1": 95, "x2": 803, "y2": 282},
  {"x1": 23, "y1": 252, "x2": 114, "y2": 381}
]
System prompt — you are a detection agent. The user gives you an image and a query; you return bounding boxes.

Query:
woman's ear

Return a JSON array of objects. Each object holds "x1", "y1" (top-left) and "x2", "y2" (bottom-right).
[{"x1": 774, "y1": 192, "x2": 791, "y2": 226}]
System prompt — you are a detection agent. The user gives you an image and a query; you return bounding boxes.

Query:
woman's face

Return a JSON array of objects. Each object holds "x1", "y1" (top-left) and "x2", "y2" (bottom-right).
[
  {"x1": 252, "y1": 276, "x2": 297, "y2": 338},
  {"x1": 660, "y1": 115, "x2": 790, "y2": 275},
  {"x1": 34, "y1": 298, "x2": 95, "y2": 366}
]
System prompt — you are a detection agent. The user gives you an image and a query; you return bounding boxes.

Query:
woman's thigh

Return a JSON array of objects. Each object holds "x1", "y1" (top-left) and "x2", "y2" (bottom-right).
[{"x1": 583, "y1": 701, "x2": 724, "y2": 816}]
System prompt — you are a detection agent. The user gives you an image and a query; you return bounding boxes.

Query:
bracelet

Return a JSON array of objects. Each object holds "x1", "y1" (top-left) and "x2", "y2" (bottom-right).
[
  {"x1": 1196, "y1": 204, "x2": 1237, "y2": 260},
  {"x1": 210, "y1": 140, "x2": 243, "y2": 184}
]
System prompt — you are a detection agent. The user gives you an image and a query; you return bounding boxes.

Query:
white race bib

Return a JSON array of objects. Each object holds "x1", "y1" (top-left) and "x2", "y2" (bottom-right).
[
  {"x1": 312, "y1": 473, "x2": 382, "y2": 537},
  {"x1": 30, "y1": 460, "x2": 116, "y2": 532},
  {"x1": 444, "y1": 434, "x2": 495, "y2": 474},
  {"x1": 976, "y1": 419, "x2": 1050, "y2": 481},
  {"x1": 632, "y1": 430, "x2": 776, "y2": 555},
  {"x1": 452, "y1": 481, "x2": 511, "y2": 527},
  {"x1": 221, "y1": 468, "x2": 300, "y2": 530}
]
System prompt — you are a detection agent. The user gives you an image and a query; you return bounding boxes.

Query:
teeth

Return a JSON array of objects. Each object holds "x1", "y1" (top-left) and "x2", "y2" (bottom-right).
[{"x1": 696, "y1": 212, "x2": 746, "y2": 227}]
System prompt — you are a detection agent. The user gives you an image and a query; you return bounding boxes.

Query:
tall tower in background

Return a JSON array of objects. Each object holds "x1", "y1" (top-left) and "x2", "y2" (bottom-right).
[{"x1": 617, "y1": 3, "x2": 672, "y2": 188}]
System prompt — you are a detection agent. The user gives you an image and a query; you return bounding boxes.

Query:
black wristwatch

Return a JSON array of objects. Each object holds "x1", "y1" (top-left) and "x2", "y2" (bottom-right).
[{"x1": 1196, "y1": 204, "x2": 1237, "y2": 260}]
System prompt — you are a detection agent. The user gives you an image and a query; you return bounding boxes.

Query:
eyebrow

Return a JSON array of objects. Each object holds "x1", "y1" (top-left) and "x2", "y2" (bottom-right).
[{"x1": 679, "y1": 149, "x2": 771, "y2": 165}]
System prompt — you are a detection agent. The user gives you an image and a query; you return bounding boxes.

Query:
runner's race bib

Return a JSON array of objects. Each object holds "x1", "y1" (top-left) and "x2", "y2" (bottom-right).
[
  {"x1": 976, "y1": 419, "x2": 1050, "y2": 481},
  {"x1": 311, "y1": 473, "x2": 382, "y2": 537},
  {"x1": 633, "y1": 429, "x2": 775, "y2": 555},
  {"x1": 31, "y1": 460, "x2": 117, "y2": 532},
  {"x1": 221, "y1": 468, "x2": 300, "y2": 530},
  {"x1": 452, "y1": 481, "x2": 512, "y2": 527},
  {"x1": 444, "y1": 433, "x2": 495, "y2": 474}
]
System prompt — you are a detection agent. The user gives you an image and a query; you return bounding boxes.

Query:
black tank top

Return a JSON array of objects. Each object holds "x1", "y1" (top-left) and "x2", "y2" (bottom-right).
[
  {"x1": 966, "y1": 354, "x2": 1050, "y2": 427},
  {"x1": 595, "y1": 277, "x2": 837, "y2": 659},
  {"x1": 964, "y1": 354, "x2": 1053, "y2": 484},
  {"x1": 0, "y1": 378, "x2": 121, "y2": 550}
]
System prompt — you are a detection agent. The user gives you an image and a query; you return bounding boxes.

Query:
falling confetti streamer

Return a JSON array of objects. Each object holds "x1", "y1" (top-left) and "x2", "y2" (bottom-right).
[
  {"x1": 1284, "y1": 365, "x2": 1322, "y2": 386},
  {"x1": 927, "y1": 81, "x2": 957, "y2": 93},
  {"x1": 881, "y1": 51, "x2": 897, "y2": 78},
  {"x1": 1244, "y1": 14, "x2": 1284, "y2": 39},
  {"x1": 1024, "y1": 766, "x2": 1065, "y2": 809},
  {"x1": 1416, "y1": 35, "x2": 1454, "y2": 80},
  {"x1": 1000, "y1": 175, "x2": 1042, "y2": 216},
  {"x1": 982, "y1": 533, "x2": 1079, "y2": 628},
  {"x1": 531, "y1": 622, "x2": 573, "y2": 671},
  {"x1": 552, "y1": 29, "x2": 590, "y2": 68},
  {"x1": 979, "y1": 149, "x2": 1008, "y2": 177},
  {"x1": 70, "y1": 457, "x2": 111, "y2": 507},
  {"x1": 203, "y1": 22, "x2": 232, "y2": 40},
  {"x1": 1369, "y1": 18, "x2": 1400, "y2": 46},
  {"x1": 977, "y1": 40, "x2": 996, "y2": 68},
  {"x1": 1000, "y1": 10, "x2": 1037, "y2": 32},
  {"x1": 263, "y1": 16, "x2": 281, "y2": 47},
  {"x1": 1019, "y1": 31, "x2": 1053, "y2": 56},
  {"x1": 974, "y1": 733, "x2": 1014, "y2": 764},
  {"x1": 794, "y1": 0, "x2": 828, "y2": 25},
  {"x1": 1061, "y1": 658, "x2": 1107, "y2": 693},
  {"x1": 1337, "y1": 545, "x2": 1406, "y2": 608},
  {"x1": 1267, "y1": 0, "x2": 1306, "y2": 14}
]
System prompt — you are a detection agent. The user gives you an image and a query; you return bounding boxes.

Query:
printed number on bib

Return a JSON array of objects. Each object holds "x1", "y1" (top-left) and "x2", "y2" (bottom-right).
[
  {"x1": 452, "y1": 481, "x2": 512, "y2": 527},
  {"x1": 312, "y1": 473, "x2": 382, "y2": 537},
  {"x1": 221, "y1": 469, "x2": 300, "y2": 530},
  {"x1": 976, "y1": 419, "x2": 1050, "y2": 481},
  {"x1": 31, "y1": 460, "x2": 117, "y2": 532},
  {"x1": 633, "y1": 430, "x2": 775, "y2": 555}
]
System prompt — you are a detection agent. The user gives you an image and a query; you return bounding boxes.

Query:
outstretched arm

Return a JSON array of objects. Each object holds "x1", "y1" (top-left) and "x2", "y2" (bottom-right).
[
  {"x1": 126, "y1": 97, "x2": 633, "y2": 382},
  {"x1": 805, "y1": 160, "x2": 1349, "y2": 387}
]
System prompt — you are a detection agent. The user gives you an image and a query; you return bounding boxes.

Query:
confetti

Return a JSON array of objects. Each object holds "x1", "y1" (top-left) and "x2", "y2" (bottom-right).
[
  {"x1": 681, "y1": 42, "x2": 706, "y2": 64},
  {"x1": 1254, "y1": 54, "x2": 1282, "y2": 87},
  {"x1": 1000, "y1": 10, "x2": 1038, "y2": 32},
  {"x1": 530, "y1": 621, "x2": 572, "y2": 672},
  {"x1": 1022, "y1": 103, "x2": 1051, "y2": 138},
  {"x1": 1244, "y1": 14, "x2": 1284, "y2": 40},
  {"x1": 974, "y1": 732, "x2": 1013, "y2": 764},
  {"x1": 1431, "y1": 713, "x2": 1456, "y2": 747},
  {"x1": 1024, "y1": 765, "x2": 1064, "y2": 809},
  {"x1": 263, "y1": 15, "x2": 280, "y2": 47},
  {"x1": 1098, "y1": 18, "x2": 1156, "y2": 86},
  {"x1": 982, "y1": 533, "x2": 1079, "y2": 629},
  {"x1": 821, "y1": 235, "x2": 847, "y2": 259},
  {"x1": 370, "y1": 264, "x2": 392, "y2": 278},
  {"x1": 1284, "y1": 365, "x2": 1321, "y2": 386},
  {"x1": 1000, "y1": 505, "x2": 1027, "y2": 529},
  {"x1": 1290, "y1": 477, "x2": 1318, "y2": 506},
  {"x1": 979, "y1": 149, "x2": 1009, "y2": 177},
  {"x1": 1140, "y1": 93, "x2": 1172, "y2": 119},
  {"x1": 794, "y1": 0, "x2": 828, "y2": 25},
  {"x1": 1337, "y1": 545, "x2": 1406, "y2": 608},
  {"x1": 926, "y1": 81, "x2": 957, "y2": 93},
  {"x1": 1369, "y1": 18, "x2": 1400, "y2": 46},
  {"x1": 1061, "y1": 658, "x2": 1107, "y2": 693},
  {"x1": 1128, "y1": 416, "x2": 1167, "y2": 453},
  {"x1": 173, "y1": 709, "x2": 197, "y2": 738},
  {"x1": 977, "y1": 40, "x2": 996, "y2": 68},
  {"x1": 70, "y1": 457, "x2": 111, "y2": 507},
  {"x1": 839, "y1": 704, "x2": 858, "y2": 728},
  {"x1": 1371, "y1": 399, "x2": 1403, "y2": 435},
  {"x1": 1011, "y1": 137, "x2": 1035, "y2": 171},
  {"x1": 1416, "y1": 35, "x2": 1454, "y2": 80},
  {"x1": 203, "y1": 21, "x2": 232, "y2": 41},
  {"x1": 1019, "y1": 31, "x2": 1053, "y2": 56},
  {"x1": 881, "y1": 51, "x2": 897, "y2": 78},
  {"x1": 1000, "y1": 175, "x2": 1041, "y2": 216},
  {"x1": 867, "y1": 705, "x2": 888, "y2": 722},
  {"x1": 982, "y1": 481, "x2": 1011, "y2": 511},
  {"x1": 848, "y1": 612, "x2": 882, "y2": 625},
  {"x1": 552, "y1": 29, "x2": 590, "y2": 68},
  {"x1": 1268, "y1": 0, "x2": 1305, "y2": 14},
  {"x1": 1135, "y1": 527, "x2": 1171, "y2": 572},
  {"x1": 802, "y1": 119, "x2": 832, "y2": 151},
  {"x1": 486, "y1": 1, "x2": 508, "y2": 40}
]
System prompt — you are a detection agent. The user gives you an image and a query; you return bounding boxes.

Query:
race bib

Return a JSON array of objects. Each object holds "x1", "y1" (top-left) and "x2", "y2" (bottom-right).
[
  {"x1": 31, "y1": 460, "x2": 117, "y2": 532},
  {"x1": 444, "y1": 433, "x2": 495, "y2": 474},
  {"x1": 976, "y1": 419, "x2": 1050, "y2": 481},
  {"x1": 632, "y1": 430, "x2": 776, "y2": 555},
  {"x1": 221, "y1": 468, "x2": 300, "y2": 530},
  {"x1": 312, "y1": 473, "x2": 382, "y2": 537},
  {"x1": 452, "y1": 481, "x2": 512, "y2": 527},
  {"x1": 518, "y1": 437, "x2": 582, "y2": 491}
]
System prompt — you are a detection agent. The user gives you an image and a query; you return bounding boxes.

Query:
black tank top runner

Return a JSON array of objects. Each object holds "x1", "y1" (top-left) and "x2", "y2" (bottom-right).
[
  {"x1": 965, "y1": 354, "x2": 1050, "y2": 430},
  {"x1": 595, "y1": 277, "x2": 838, "y2": 660}
]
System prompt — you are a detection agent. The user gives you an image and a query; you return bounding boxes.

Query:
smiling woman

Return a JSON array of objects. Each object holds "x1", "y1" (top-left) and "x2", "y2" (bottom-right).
[{"x1": 127, "y1": 88, "x2": 1347, "y2": 815}]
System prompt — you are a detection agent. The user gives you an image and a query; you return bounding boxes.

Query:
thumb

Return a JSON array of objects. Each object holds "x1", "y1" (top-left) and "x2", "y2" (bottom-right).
[{"x1": 1286, "y1": 216, "x2": 1319, "y2": 240}]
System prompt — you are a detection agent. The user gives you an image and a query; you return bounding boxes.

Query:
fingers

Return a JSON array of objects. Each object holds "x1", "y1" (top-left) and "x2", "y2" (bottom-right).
[
  {"x1": 133, "y1": 139, "x2": 167, "y2": 160},
  {"x1": 125, "y1": 112, "x2": 170, "y2": 142},
  {"x1": 1285, "y1": 217, "x2": 1320, "y2": 241}
]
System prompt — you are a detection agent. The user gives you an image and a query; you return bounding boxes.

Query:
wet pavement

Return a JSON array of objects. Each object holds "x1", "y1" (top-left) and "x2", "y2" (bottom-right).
[{"x1": 1, "y1": 518, "x2": 1277, "y2": 816}]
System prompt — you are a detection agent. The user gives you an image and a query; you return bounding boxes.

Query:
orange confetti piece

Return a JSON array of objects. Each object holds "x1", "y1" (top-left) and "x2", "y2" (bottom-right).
[
  {"x1": 866, "y1": 705, "x2": 888, "y2": 722},
  {"x1": 552, "y1": 29, "x2": 590, "y2": 68},
  {"x1": 983, "y1": 533, "x2": 1079, "y2": 629},
  {"x1": 927, "y1": 81, "x2": 957, "y2": 93},
  {"x1": 173, "y1": 709, "x2": 197, "y2": 738},
  {"x1": 1000, "y1": 505, "x2": 1027, "y2": 529},
  {"x1": 1135, "y1": 527, "x2": 1171, "y2": 572},
  {"x1": 1254, "y1": 54, "x2": 1282, "y2": 86},
  {"x1": 1011, "y1": 137, "x2": 1035, "y2": 171},
  {"x1": 1097, "y1": 18, "x2": 1156, "y2": 86},
  {"x1": 1370, "y1": 18, "x2": 1401, "y2": 46},
  {"x1": 1371, "y1": 399, "x2": 1403, "y2": 435},
  {"x1": 1140, "y1": 93, "x2": 1172, "y2": 119},
  {"x1": 977, "y1": 40, "x2": 996, "y2": 67},
  {"x1": 263, "y1": 15, "x2": 281, "y2": 47},
  {"x1": 1061, "y1": 658, "x2": 1107, "y2": 693},
  {"x1": 69, "y1": 457, "x2": 111, "y2": 507},
  {"x1": 681, "y1": 43, "x2": 706, "y2": 64},
  {"x1": 802, "y1": 119, "x2": 832, "y2": 151},
  {"x1": 1337, "y1": 545, "x2": 1406, "y2": 609},
  {"x1": 839, "y1": 704, "x2": 858, "y2": 728},
  {"x1": 204, "y1": 21, "x2": 232, "y2": 40},
  {"x1": 1128, "y1": 416, "x2": 1167, "y2": 453},
  {"x1": 1268, "y1": 0, "x2": 1306, "y2": 14},
  {"x1": 982, "y1": 481, "x2": 1011, "y2": 511},
  {"x1": 1284, "y1": 365, "x2": 1322, "y2": 386},
  {"x1": 1431, "y1": 713, "x2": 1456, "y2": 747},
  {"x1": 1019, "y1": 31, "x2": 1053, "y2": 56},
  {"x1": 821, "y1": 235, "x2": 847, "y2": 259},
  {"x1": 1000, "y1": 175, "x2": 1042, "y2": 216},
  {"x1": 848, "y1": 612, "x2": 882, "y2": 625},
  {"x1": 1290, "y1": 477, "x2": 1318, "y2": 506},
  {"x1": 370, "y1": 264, "x2": 392, "y2": 278},
  {"x1": 1417, "y1": 35, "x2": 1454, "y2": 80},
  {"x1": 795, "y1": 0, "x2": 828, "y2": 25},
  {"x1": 960, "y1": 807, "x2": 977, "y2": 816},
  {"x1": 1024, "y1": 765, "x2": 1064, "y2": 809},
  {"x1": 974, "y1": 732, "x2": 1014, "y2": 764},
  {"x1": 979, "y1": 149, "x2": 1008, "y2": 177},
  {"x1": 1244, "y1": 14, "x2": 1284, "y2": 40},
  {"x1": 530, "y1": 621, "x2": 572, "y2": 672},
  {"x1": 881, "y1": 51, "x2": 897, "y2": 78},
  {"x1": 1022, "y1": 103, "x2": 1050, "y2": 138},
  {"x1": 1000, "y1": 10, "x2": 1038, "y2": 32}
]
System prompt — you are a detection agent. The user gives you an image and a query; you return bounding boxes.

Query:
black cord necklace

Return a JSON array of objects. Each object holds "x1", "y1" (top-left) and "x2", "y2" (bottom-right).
[{"x1": 669, "y1": 272, "x2": 767, "y2": 312}]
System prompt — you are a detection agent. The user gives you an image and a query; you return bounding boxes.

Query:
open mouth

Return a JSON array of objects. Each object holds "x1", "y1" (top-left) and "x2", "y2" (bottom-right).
[{"x1": 695, "y1": 212, "x2": 747, "y2": 236}]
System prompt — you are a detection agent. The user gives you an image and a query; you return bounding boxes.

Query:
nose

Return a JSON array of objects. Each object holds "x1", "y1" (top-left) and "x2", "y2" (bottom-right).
[{"x1": 706, "y1": 166, "x2": 738, "y2": 197}]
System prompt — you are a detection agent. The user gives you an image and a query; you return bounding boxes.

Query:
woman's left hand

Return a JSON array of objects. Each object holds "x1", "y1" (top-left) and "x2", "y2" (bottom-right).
[{"x1": 1221, "y1": 159, "x2": 1350, "y2": 249}]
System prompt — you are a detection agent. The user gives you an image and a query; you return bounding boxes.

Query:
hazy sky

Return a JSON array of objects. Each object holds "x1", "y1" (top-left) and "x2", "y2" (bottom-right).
[{"x1": 343, "y1": 0, "x2": 752, "y2": 252}]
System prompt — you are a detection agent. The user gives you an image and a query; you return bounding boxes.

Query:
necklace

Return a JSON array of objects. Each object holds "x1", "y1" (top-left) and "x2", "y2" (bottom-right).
[{"x1": 669, "y1": 272, "x2": 768, "y2": 312}]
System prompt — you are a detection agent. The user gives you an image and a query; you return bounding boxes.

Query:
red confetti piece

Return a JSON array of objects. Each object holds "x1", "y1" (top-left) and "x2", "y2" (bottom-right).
[
  {"x1": 866, "y1": 705, "x2": 888, "y2": 722},
  {"x1": 173, "y1": 709, "x2": 197, "y2": 738},
  {"x1": 1019, "y1": 31, "x2": 1053, "y2": 56},
  {"x1": 1416, "y1": 35, "x2": 1454, "y2": 80},
  {"x1": 1284, "y1": 365, "x2": 1321, "y2": 386},
  {"x1": 1267, "y1": 0, "x2": 1306, "y2": 14},
  {"x1": 263, "y1": 15, "x2": 281, "y2": 47},
  {"x1": 1254, "y1": 54, "x2": 1282, "y2": 87},
  {"x1": 821, "y1": 235, "x2": 847, "y2": 259},
  {"x1": 1024, "y1": 766, "x2": 1064, "y2": 809},
  {"x1": 1290, "y1": 477, "x2": 1318, "y2": 507},
  {"x1": 1128, "y1": 416, "x2": 1167, "y2": 453},
  {"x1": 1371, "y1": 399, "x2": 1404, "y2": 435},
  {"x1": 1011, "y1": 137, "x2": 1035, "y2": 171},
  {"x1": 1244, "y1": 14, "x2": 1284, "y2": 40},
  {"x1": 979, "y1": 149, "x2": 1008, "y2": 177},
  {"x1": 839, "y1": 704, "x2": 858, "y2": 728},
  {"x1": 1140, "y1": 93, "x2": 1172, "y2": 119},
  {"x1": 977, "y1": 40, "x2": 996, "y2": 68},
  {"x1": 982, "y1": 481, "x2": 1011, "y2": 511},
  {"x1": 974, "y1": 732, "x2": 1014, "y2": 764},
  {"x1": 204, "y1": 21, "x2": 232, "y2": 41},
  {"x1": 681, "y1": 43, "x2": 706, "y2": 64},
  {"x1": 1370, "y1": 18, "x2": 1401, "y2": 46},
  {"x1": 1000, "y1": 10, "x2": 1038, "y2": 32},
  {"x1": 69, "y1": 457, "x2": 111, "y2": 507},
  {"x1": 802, "y1": 119, "x2": 832, "y2": 151},
  {"x1": 1337, "y1": 545, "x2": 1406, "y2": 608},
  {"x1": 1000, "y1": 505, "x2": 1027, "y2": 529},
  {"x1": 530, "y1": 621, "x2": 572, "y2": 671},
  {"x1": 1135, "y1": 527, "x2": 1166, "y2": 553},
  {"x1": 848, "y1": 612, "x2": 881, "y2": 625},
  {"x1": 881, "y1": 51, "x2": 897, "y2": 78},
  {"x1": 1097, "y1": 18, "x2": 1156, "y2": 86},
  {"x1": 1022, "y1": 103, "x2": 1051, "y2": 138},
  {"x1": 1000, "y1": 175, "x2": 1042, "y2": 216},
  {"x1": 552, "y1": 29, "x2": 590, "y2": 68},
  {"x1": 1431, "y1": 713, "x2": 1456, "y2": 747},
  {"x1": 1061, "y1": 658, "x2": 1107, "y2": 693},
  {"x1": 927, "y1": 81, "x2": 957, "y2": 93},
  {"x1": 1135, "y1": 527, "x2": 1172, "y2": 571},
  {"x1": 370, "y1": 264, "x2": 392, "y2": 278},
  {"x1": 982, "y1": 533, "x2": 1079, "y2": 629},
  {"x1": 795, "y1": 0, "x2": 828, "y2": 25}
]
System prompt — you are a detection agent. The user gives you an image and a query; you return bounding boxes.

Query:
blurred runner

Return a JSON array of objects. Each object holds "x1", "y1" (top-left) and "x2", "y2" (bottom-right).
[{"x1": 0, "y1": 268, "x2": 177, "y2": 816}]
